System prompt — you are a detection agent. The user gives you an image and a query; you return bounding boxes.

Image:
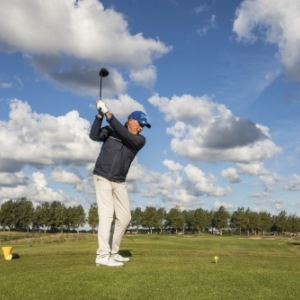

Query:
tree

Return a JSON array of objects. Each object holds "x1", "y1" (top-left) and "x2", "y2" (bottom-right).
[
  {"x1": 166, "y1": 205, "x2": 184, "y2": 234},
  {"x1": 14, "y1": 198, "x2": 34, "y2": 232},
  {"x1": 68, "y1": 205, "x2": 86, "y2": 233},
  {"x1": 231, "y1": 207, "x2": 247, "y2": 235},
  {"x1": 156, "y1": 208, "x2": 166, "y2": 233},
  {"x1": 286, "y1": 214, "x2": 300, "y2": 235},
  {"x1": 259, "y1": 211, "x2": 272, "y2": 235},
  {"x1": 193, "y1": 208, "x2": 211, "y2": 233},
  {"x1": 131, "y1": 207, "x2": 143, "y2": 233},
  {"x1": 274, "y1": 211, "x2": 287, "y2": 234},
  {"x1": 49, "y1": 201, "x2": 67, "y2": 232},
  {"x1": 142, "y1": 206, "x2": 159, "y2": 234},
  {"x1": 0, "y1": 199, "x2": 16, "y2": 231},
  {"x1": 88, "y1": 203, "x2": 99, "y2": 233},
  {"x1": 213, "y1": 206, "x2": 230, "y2": 235},
  {"x1": 32, "y1": 202, "x2": 52, "y2": 232}
]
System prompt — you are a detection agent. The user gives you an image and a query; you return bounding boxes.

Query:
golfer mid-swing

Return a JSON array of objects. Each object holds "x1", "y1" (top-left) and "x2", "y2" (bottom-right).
[{"x1": 90, "y1": 100, "x2": 151, "y2": 267}]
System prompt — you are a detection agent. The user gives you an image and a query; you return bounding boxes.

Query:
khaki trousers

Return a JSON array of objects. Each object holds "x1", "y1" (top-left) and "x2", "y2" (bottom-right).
[{"x1": 93, "y1": 175, "x2": 131, "y2": 257}]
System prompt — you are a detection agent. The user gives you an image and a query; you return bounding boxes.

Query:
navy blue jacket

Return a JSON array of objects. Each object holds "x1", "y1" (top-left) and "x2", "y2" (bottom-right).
[{"x1": 89, "y1": 114, "x2": 146, "y2": 182}]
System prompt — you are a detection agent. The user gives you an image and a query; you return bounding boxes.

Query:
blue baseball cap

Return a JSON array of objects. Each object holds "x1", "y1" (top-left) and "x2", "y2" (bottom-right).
[{"x1": 128, "y1": 111, "x2": 151, "y2": 128}]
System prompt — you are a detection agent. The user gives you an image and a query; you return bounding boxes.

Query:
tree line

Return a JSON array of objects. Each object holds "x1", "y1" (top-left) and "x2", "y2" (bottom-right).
[{"x1": 1, "y1": 198, "x2": 300, "y2": 235}]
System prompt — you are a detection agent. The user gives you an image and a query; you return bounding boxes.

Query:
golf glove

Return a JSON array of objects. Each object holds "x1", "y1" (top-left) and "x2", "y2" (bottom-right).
[{"x1": 96, "y1": 100, "x2": 108, "y2": 114}]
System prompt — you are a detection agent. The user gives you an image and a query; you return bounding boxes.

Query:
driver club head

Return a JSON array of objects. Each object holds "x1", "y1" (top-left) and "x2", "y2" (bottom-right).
[{"x1": 99, "y1": 68, "x2": 109, "y2": 78}]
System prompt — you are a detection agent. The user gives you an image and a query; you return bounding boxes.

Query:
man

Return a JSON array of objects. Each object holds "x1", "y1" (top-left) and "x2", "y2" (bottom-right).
[{"x1": 89, "y1": 100, "x2": 151, "y2": 267}]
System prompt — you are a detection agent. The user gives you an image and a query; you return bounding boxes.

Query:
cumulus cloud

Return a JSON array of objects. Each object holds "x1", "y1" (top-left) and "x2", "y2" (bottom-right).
[
  {"x1": 237, "y1": 162, "x2": 269, "y2": 175},
  {"x1": 102, "y1": 94, "x2": 147, "y2": 121},
  {"x1": 213, "y1": 200, "x2": 234, "y2": 210},
  {"x1": 233, "y1": 0, "x2": 300, "y2": 82},
  {"x1": 0, "y1": 0, "x2": 171, "y2": 95},
  {"x1": 260, "y1": 173, "x2": 283, "y2": 192},
  {"x1": 149, "y1": 93, "x2": 281, "y2": 162},
  {"x1": 271, "y1": 199, "x2": 285, "y2": 211},
  {"x1": 0, "y1": 99, "x2": 98, "y2": 170},
  {"x1": 285, "y1": 174, "x2": 300, "y2": 191},
  {"x1": 130, "y1": 159, "x2": 231, "y2": 207},
  {"x1": 0, "y1": 172, "x2": 77, "y2": 207},
  {"x1": 221, "y1": 168, "x2": 241, "y2": 184},
  {"x1": 50, "y1": 168, "x2": 82, "y2": 184},
  {"x1": 163, "y1": 159, "x2": 183, "y2": 172},
  {"x1": 184, "y1": 164, "x2": 231, "y2": 197}
]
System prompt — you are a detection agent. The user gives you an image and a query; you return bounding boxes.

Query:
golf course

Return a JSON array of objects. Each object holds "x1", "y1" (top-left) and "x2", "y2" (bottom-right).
[{"x1": 1, "y1": 232, "x2": 300, "y2": 300}]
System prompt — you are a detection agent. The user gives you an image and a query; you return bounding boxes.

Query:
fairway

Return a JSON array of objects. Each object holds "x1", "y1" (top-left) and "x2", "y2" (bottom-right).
[{"x1": 1, "y1": 233, "x2": 300, "y2": 300}]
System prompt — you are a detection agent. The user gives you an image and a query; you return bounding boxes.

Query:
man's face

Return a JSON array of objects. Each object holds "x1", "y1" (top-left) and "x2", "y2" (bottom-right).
[{"x1": 127, "y1": 118, "x2": 143, "y2": 135}]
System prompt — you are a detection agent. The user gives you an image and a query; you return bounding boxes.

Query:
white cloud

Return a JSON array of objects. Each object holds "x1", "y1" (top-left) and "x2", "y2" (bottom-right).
[
  {"x1": 0, "y1": 99, "x2": 98, "y2": 170},
  {"x1": 163, "y1": 159, "x2": 183, "y2": 172},
  {"x1": 0, "y1": 172, "x2": 77, "y2": 207},
  {"x1": 0, "y1": 81, "x2": 12, "y2": 88},
  {"x1": 221, "y1": 168, "x2": 241, "y2": 184},
  {"x1": 285, "y1": 174, "x2": 300, "y2": 191},
  {"x1": 271, "y1": 199, "x2": 285, "y2": 211},
  {"x1": 0, "y1": 172, "x2": 28, "y2": 187},
  {"x1": 233, "y1": 0, "x2": 300, "y2": 82},
  {"x1": 129, "y1": 65, "x2": 157, "y2": 88},
  {"x1": 250, "y1": 191, "x2": 269, "y2": 198},
  {"x1": 213, "y1": 200, "x2": 234, "y2": 210},
  {"x1": 260, "y1": 173, "x2": 283, "y2": 192},
  {"x1": 193, "y1": 5, "x2": 209, "y2": 15},
  {"x1": 0, "y1": 0, "x2": 171, "y2": 95},
  {"x1": 237, "y1": 162, "x2": 269, "y2": 175},
  {"x1": 149, "y1": 93, "x2": 282, "y2": 162},
  {"x1": 184, "y1": 164, "x2": 231, "y2": 197},
  {"x1": 197, "y1": 14, "x2": 218, "y2": 36},
  {"x1": 102, "y1": 94, "x2": 147, "y2": 121},
  {"x1": 50, "y1": 168, "x2": 82, "y2": 184}
]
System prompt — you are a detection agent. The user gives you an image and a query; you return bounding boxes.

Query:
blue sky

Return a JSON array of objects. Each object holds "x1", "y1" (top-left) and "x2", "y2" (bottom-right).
[{"x1": 1, "y1": 0, "x2": 300, "y2": 217}]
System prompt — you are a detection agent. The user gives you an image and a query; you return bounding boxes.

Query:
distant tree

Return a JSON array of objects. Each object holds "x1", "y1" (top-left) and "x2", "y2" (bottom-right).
[
  {"x1": 250, "y1": 211, "x2": 261, "y2": 235},
  {"x1": 131, "y1": 207, "x2": 143, "y2": 233},
  {"x1": 49, "y1": 201, "x2": 67, "y2": 232},
  {"x1": 88, "y1": 203, "x2": 99, "y2": 233},
  {"x1": 32, "y1": 202, "x2": 52, "y2": 232},
  {"x1": 0, "y1": 199, "x2": 16, "y2": 231},
  {"x1": 68, "y1": 205, "x2": 86, "y2": 232},
  {"x1": 259, "y1": 211, "x2": 272, "y2": 235},
  {"x1": 193, "y1": 208, "x2": 211, "y2": 233},
  {"x1": 231, "y1": 207, "x2": 247, "y2": 235},
  {"x1": 274, "y1": 211, "x2": 288, "y2": 234},
  {"x1": 213, "y1": 206, "x2": 230, "y2": 235},
  {"x1": 183, "y1": 210, "x2": 194, "y2": 232},
  {"x1": 166, "y1": 205, "x2": 184, "y2": 234},
  {"x1": 142, "y1": 206, "x2": 160, "y2": 234},
  {"x1": 14, "y1": 198, "x2": 34, "y2": 232},
  {"x1": 286, "y1": 214, "x2": 300, "y2": 235},
  {"x1": 156, "y1": 208, "x2": 166, "y2": 233}
]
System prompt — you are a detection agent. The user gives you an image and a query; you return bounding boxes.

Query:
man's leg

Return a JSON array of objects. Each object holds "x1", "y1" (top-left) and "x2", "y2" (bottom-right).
[
  {"x1": 93, "y1": 175, "x2": 114, "y2": 258},
  {"x1": 110, "y1": 181, "x2": 131, "y2": 258}
]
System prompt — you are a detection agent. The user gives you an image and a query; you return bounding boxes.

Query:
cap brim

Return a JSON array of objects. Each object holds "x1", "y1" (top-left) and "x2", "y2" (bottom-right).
[{"x1": 139, "y1": 123, "x2": 151, "y2": 128}]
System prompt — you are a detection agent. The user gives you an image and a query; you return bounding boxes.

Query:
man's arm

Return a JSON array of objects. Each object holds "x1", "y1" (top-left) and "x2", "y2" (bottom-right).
[
  {"x1": 96, "y1": 100, "x2": 145, "y2": 152},
  {"x1": 89, "y1": 114, "x2": 112, "y2": 142}
]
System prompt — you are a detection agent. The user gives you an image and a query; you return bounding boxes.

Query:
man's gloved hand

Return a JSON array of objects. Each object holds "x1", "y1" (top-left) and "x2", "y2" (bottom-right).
[{"x1": 96, "y1": 100, "x2": 109, "y2": 115}]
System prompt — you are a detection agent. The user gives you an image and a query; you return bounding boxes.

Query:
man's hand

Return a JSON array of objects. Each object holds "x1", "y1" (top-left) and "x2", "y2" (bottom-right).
[{"x1": 96, "y1": 100, "x2": 109, "y2": 115}]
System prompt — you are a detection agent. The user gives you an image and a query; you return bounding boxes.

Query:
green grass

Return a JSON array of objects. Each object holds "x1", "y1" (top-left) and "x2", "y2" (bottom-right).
[{"x1": 1, "y1": 233, "x2": 300, "y2": 300}]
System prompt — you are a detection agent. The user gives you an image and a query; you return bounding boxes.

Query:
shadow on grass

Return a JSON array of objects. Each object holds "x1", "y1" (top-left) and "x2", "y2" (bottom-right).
[{"x1": 119, "y1": 250, "x2": 132, "y2": 258}]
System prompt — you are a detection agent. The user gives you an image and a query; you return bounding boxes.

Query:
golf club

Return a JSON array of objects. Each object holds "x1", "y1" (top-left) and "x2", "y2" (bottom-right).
[{"x1": 99, "y1": 68, "x2": 109, "y2": 99}]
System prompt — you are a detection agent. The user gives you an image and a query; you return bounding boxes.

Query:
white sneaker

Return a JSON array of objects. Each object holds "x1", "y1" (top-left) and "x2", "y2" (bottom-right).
[
  {"x1": 95, "y1": 256, "x2": 124, "y2": 267},
  {"x1": 112, "y1": 254, "x2": 130, "y2": 263}
]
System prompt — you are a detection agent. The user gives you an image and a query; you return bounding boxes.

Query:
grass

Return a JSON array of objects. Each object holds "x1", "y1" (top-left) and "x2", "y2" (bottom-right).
[{"x1": 1, "y1": 233, "x2": 300, "y2": 300}]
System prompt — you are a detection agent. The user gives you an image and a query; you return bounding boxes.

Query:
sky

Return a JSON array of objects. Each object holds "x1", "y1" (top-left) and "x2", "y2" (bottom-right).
[{"x1": 1, "y1": 0, "x2": 300, "y2": 218}]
